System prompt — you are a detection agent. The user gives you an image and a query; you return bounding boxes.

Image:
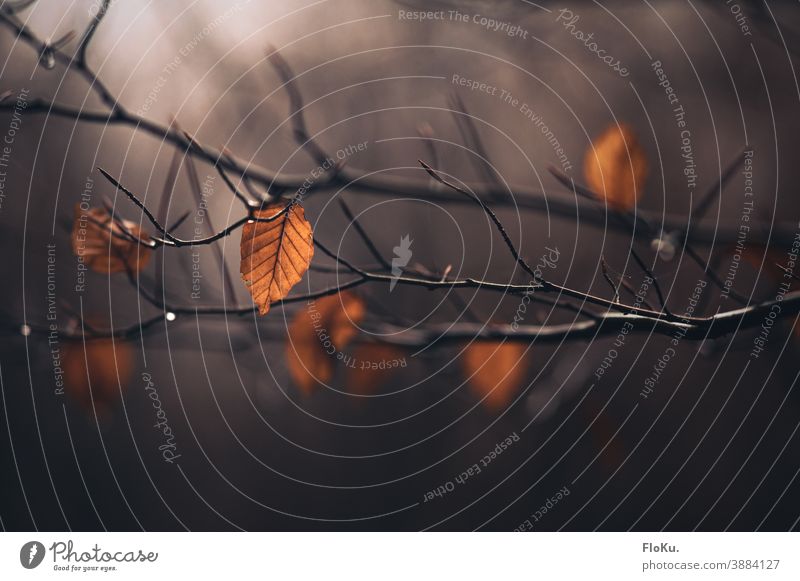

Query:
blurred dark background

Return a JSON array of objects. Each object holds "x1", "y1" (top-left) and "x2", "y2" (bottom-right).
[{"x1": 1, "y1": 0, "x2": 800, "y2": 531}]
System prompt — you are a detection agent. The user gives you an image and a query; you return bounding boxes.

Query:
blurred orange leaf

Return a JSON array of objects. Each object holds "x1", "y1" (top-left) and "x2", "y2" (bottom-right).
[
  {"x1": 71, "y1": 205, "x2": 152, "y2": 274},
  {"x1": 240, "y1": 203, "x2": 314, "y2": 316},
  {"x1": 584, "y1": 123, "x2": 648, "y2": 211},
  {"x1": 345, "y1": 343, "x2": 406, "y2": 395},
  {"x1": 286, "y1": 291, "x2": 365, "y2": 395},
  {"x1": 462, "y1": 341, "x2": 529, "y2": 409},
  {"x1": 62, "y1": 338, "x2": 133, "y2": 415}
]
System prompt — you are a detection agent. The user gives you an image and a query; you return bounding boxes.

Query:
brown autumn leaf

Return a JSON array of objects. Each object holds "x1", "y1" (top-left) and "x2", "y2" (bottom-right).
[
  {"x1": 462, "y1": 341, "x2": 529, "y2": 409},
  {"x1": 584, "y1": 123, "x2": 649, "y2": 211},
  {"x1": 71, "y1": 205, "x2": 152, "y2": 274},
  {"x1": 240, "y1": 203, "x2": 314, "y2": 316},
  {"x1": 61, "y1": 338, "x2": 133, "y2": 415},
  {"x1": 345, "y1": 343, "x2": 407, "y2": 395},
  {"x1": 286, "y1": 291, "x2": 365, "y2": 395}
]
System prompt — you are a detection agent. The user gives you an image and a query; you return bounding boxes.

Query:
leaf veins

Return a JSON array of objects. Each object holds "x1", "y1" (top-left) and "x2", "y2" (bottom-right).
[{"x1": 240, "y1": 203, "x2": 314, "y2": 316}]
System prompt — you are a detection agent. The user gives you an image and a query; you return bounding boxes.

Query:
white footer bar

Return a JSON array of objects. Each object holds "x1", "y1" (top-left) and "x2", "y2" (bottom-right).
[{"x1": 1, "y1": 532, "x2": 796, "y2": 580}]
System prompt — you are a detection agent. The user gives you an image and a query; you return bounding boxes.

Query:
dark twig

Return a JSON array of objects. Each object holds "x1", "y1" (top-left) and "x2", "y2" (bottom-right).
[
  {"x1": 96, "y1": 168, "x2": 293, "y2": 247},
  {"x1": 629, "y1": 246, "x2": 672, "y2": 315},
  {"x1": 98, "y1": 168, "x2": 173, "y2": 240},
  {"x1": 549, "y1": 163, "x2": 741, "y2": 314},
  {"x1": 3, "y1": 5, "x2": 800, "y2": 354},
  {"x1": 1, "y1": 0, "x2": 37, "y2": 15},
  {"x1": 420, "y1": 160, "x2": 538, "y2": 280},
  {"x1": 266, "y1": 44, "x2": 331, "y2": 167},
  {"x1": 185, "y1": 150, "x2": 240, "y2": 304},
  {"x1": 0, "y1": 14, "x2": 783, "y2": 251},
  {"x1": 182, "y1": 128, "x2": 255, "y2": 210},
  {"x1": 221, "y1": 146, "x2": 267, "y2": 202},
  {"x1": 600, "y1": 256, "x2": 656, "y2": 310},
  {"x1": 12, "y1": 287, "x2": 800, "y2": 344},
  {"x1": 416, "y1": 122, "x2": 439, "y2": 169},
  {"x1": 154, "y1": 141, "x2": 183, "y2": 298},
  {"x1": 448, "y1": 92, "x2": 505, "y2": 195},
  {"x1": 0, "y1": 97, "x2": 789, "y2": 246},
  {"x1": 337, "y1": 198, "x2": 391, "y2": 270},
  {"x1": 215, "y1": 163, "x2": 255, "y2": 208},
  {"x1": 692, "y1": 148, "x2": 748, "y2": 220},
  {"x1": 776, "y1": 263, "x2": 800, "y2": 283},
  {"x1": 167, "y1": 211, "x2": 190, "y2": 232},
  {"x1": 600, "y1": 257, "x2": 621, "y2": 302},
  {"x1": 683, "y1": 244, "x2": 750, "y2": 305},
  {"x1": 76, "y1": 0, "x2": 111, "y2": 67}
]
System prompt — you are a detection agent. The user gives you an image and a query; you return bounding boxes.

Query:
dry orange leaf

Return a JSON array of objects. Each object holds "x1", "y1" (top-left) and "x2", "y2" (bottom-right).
[
  {"x1": 62, "y1": 338, "x2": 133, "y2": 415},
  {"x1": 584, "y1": 123, "x2": 648, "y2": 211},
  {"x1": 462, "y1": 341, "x2": 529, "y2": 409},
  {"x1": 240, "y1": 203, "x2": 314, "y2": 316},
  {"x1": 345, "y1": 343, "x2": 406, "y2": 395},
  {"x1": 71, "y1": 205, "x2": 152, "y2": 274},
  {"x1": 286, "y1": 291, "x2": 365, "y2": 395}
]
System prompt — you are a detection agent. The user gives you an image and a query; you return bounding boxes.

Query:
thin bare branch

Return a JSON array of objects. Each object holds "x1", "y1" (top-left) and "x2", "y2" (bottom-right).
[
  {"x1": 683, "y1": 243, "x2": 750, "y2": 305},
  {"x1": 0, "y1": 96, "x2": 789, "y2": 246},
  {"x1": 266, "y1": 45, "x2": 331, "y2": 167},
  {"x1": 12, "y1": 287, "x2": 800, "y2": 345},
  {"x1": 96, "y1": 168, "x2": 293, "y2": 247},
  {"x1": 76, "y1": 0, "x2": 110, "y2": 66},
  {"x1": 420, "y1": 160, "x2": 539, "y2": 280},
  {"x1": 337, "y1": 198, "x2": 391, "y2": 270},
  {"x1": 154, "y1": 141, "x2": 183, "y2": 297},
  {"x1": 629, "y1": 247, "x2": 672, "y2": 315},
  {"x1": 600, "y1": 257, "x2": 621, "y2": 302},
  {"x1": 692, "y1": 148, "x2": 748, "y2": 220},
  {"x1": 448, "y1": 92, "x2": 505, "y2": 194},
  {"x1": 185, "y1": 148, "x2": 240, "y2": 304}
]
